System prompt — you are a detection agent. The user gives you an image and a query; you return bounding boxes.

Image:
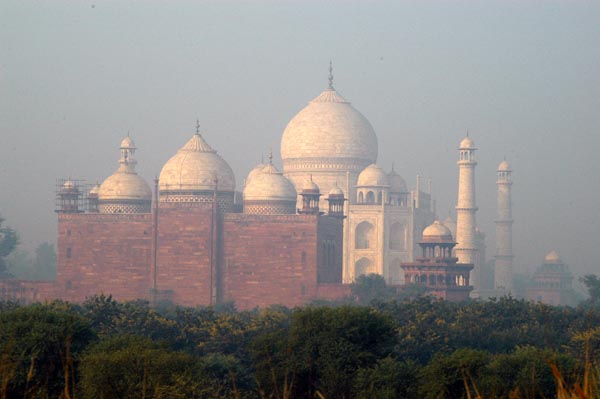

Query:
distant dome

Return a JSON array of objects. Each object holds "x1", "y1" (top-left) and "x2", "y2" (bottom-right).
[
  {"x1": 244, "y1": 164, "x2": 297, "y2": 202},
  {"x1": 243, "y1": 163, "x2": 297, "y2": 215},
  {"x1": 98, "y1": 135, "x2": 151, "y2": 214},
  {"x1": 357, "y1": 164, "x2": 389, "y2": 187},
  {"x1": 120, "y1": 135, "x2": 135, "y2": 149},
  {"x1": 246, "y1": 163, "x2": 268, "y2": 185},
  {"x1": 388, "y1": 169, "x2": 407, "y2": 193},
  {"x1": 328, "y1": 183, "x2": 344, "y2": 197},
  {"x1": 302, "y1": 177, "x2": 320, "y2": 193},
  {"x1": 89, "y1": 183, "x2": 100, "y2": 197},
  {"x1": 99, "y1": 165, "x2": 151, "y2": 202},
  {"x1": 498, "y1": 160, "x2": 511, "y2": 171},
  {"x1": 544, "y1": 250, "x2": 562, "y2": 264},
  {"x1": 459, "y1": 136, "x2": 476, "y2": 149},
  {"x1": 422, "y1": 221, "x2": 453, "y2": 242},
  {"x1": 61, "y1": 179, "x2": 76, "y2": 191},
  {"x1": 281, "y1": 87, "x2": 377, "y2": 166},
  {"x1": 159, "y1": 133, "x2": 235, "y2": 193}
]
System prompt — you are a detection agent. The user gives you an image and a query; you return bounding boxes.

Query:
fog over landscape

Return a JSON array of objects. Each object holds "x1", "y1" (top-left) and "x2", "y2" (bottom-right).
[{"x1": 1, "y1": 0, "x2": 599, "y2": 282}]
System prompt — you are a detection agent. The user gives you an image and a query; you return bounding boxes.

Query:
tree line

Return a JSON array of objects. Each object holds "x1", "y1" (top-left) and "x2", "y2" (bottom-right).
[{"x1": 1, "y1": 275, "x2": 600, "y2": 399}]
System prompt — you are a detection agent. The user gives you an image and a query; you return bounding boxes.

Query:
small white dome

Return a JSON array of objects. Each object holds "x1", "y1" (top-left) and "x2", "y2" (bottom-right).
[
  {"x1": 498, "y1": 160, "x2": 511, "y2": 171},
  {"x1": 120, "y1": 135, "x2": 136, "y2": 149},
  {"x1": 99, "y1": 164, "x2": 151, "y2": 201},
  {"x1": 459, "y1": 136, "x2": 476, "y2": 149},
  {"x1": 302, "y1": 177, "x2": 320, "y2": 193},
  {"x1": 357, "y1": 164, "x2": 389, "y2": 187},
  {"x1": 159, "y1": 133, "x2": 235, "y2": 192},
  {"x1": 328, "y1": 183, "x2": 344, "y2": 196},
  {"x1": 62, "y1": 179, "x2": 76, "y2": 191},
  {"x1": 89, "y1": 183, "x2": 100, "y2": 196},
  {"x1": 243, "y1": 163, "x2": 297, "y2": 202},
  {"x1": 422, "y1": 221, "x2": 453, "y2": 242},
  {"x1": 388, "y1": 169, "x2": 407, "y2": 193},
  {"x1": 544, "y1": 250, "x2": 562, "y2": 264},
  {"x1": 246, "y1": 163, "x2": 268, "y2": 184}
]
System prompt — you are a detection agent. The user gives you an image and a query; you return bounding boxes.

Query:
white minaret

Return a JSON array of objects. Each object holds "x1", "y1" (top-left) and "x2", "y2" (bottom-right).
[
  {"x1": 494, "y1": 160, "x2": 514, "y2": 293},
  {"x1": 455, "y1": 135, "x2": 479, "y2": 292}
]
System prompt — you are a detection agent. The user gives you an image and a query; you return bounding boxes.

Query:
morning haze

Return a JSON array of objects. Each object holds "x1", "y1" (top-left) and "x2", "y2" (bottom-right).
[{"x1": 1, "y1": 0, "x2": 599, "y2": 284}]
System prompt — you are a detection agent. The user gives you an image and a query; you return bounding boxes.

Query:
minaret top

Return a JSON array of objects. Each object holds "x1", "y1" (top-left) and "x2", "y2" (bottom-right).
[
  {"x1": 498, "y1": 160, "x2": 511, "y2": 171},
  {"x1": 459, "y1": 135, "x2": 476, "y2": 150}
]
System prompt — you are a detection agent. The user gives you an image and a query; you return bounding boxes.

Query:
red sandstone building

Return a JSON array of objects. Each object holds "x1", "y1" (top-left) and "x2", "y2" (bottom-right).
[
  {"x1": 526, "y1": 250, "x2": 577, "y2": 306},
  {"x1": 401, "y1": 221, "x2": 473, "y2": 301}
]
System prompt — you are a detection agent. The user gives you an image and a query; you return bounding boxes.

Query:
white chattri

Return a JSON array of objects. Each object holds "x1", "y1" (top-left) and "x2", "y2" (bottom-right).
[
  {"x1": 422, "y1": 220, "x2": 453, "y2": 240},
  {"x1": 357, "y1": 164, "x2": 390, "y2": 187}
]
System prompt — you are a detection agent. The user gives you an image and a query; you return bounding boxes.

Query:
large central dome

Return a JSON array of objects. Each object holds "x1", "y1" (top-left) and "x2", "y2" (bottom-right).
[{"x1": 281, "y1": 87, "x2": 378, "y2": 168}]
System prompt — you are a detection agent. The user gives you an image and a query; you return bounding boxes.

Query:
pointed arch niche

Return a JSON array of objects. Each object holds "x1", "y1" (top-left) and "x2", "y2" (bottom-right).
[{"x1": 355, "y1": 221, "x2": 374, "y2": 249}]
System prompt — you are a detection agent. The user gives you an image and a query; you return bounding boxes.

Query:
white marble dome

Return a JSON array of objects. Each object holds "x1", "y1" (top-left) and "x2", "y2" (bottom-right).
[
  {"x1": 357, "y1": 164, "x2": 389, "y2": 187},
  {"x1": 98, "y1": 164, "x2": 152, "y2": 201},
  {"x1": 159, "y1": 133, "x2": 235, "y2": 192},
  {"x1": 243, "y1": 164, "x2": 297, "y2": 202},
  {"x1": 422, "y1": 221, "x2": 453, "y2": 242},
  {"x1": 388, "y1": 169, "x2": 407, "y2": 193},
  {"x1": 246, "y1": 162, "x2": 268, "y2": 184},
  {"x1": 280, "y1": 87, "x2": 378, "y2": 164}
]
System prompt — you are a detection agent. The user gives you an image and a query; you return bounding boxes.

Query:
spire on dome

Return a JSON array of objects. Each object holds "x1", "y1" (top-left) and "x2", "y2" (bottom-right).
[
  {"x1": 196, "y1": 119, "x2": 200, "y2": 135},
  {"x1": 268, "y1": 148, "x2": 273, "y2": 165},
  {"x1": 328, "y1": 60, "x2": 334, "y2": 90}
]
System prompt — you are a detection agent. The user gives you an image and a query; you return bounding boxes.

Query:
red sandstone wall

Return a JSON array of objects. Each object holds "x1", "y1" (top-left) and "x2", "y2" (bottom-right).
[
  {"x1": 0, "y1": 280, "x2": 57, "y2": 303},
  {"x1": 155, "y1": 204, "x2": 214, "y2": 306},
  {"x1": 221, "y1": 214, "x2": 321, "y2": 310},
  {"x1": 57, "y1": 213, "x2": 152, "y2": 302}
]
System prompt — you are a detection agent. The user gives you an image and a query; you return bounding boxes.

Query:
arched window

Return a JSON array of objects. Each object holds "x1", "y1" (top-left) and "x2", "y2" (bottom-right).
[
  {"x1": 355, "y1": 257, "x2": 373, "y2": 277},
  {"x1": 366, "y1": 191, "x2": 375, "y2": 204},
  {"x1": 355, "y1": 221, "x2": 374, "y2": 249},
  {"x1": 358, "y1": 191, "x2": 364, "y2": 204}
]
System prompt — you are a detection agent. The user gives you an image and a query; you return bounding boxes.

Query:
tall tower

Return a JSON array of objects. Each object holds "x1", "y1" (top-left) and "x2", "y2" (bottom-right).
[
  {"x1": 455, "y1": 135, "x2": 479, "y2": 292},
  {"x1": 494, "y1": 160, "x2": 514, "y2": 293}
]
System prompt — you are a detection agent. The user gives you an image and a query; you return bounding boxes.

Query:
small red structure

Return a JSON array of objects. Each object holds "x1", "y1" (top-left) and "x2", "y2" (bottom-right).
[{"x1": 401, "y1": 221, "x2": 473, "y2": 302}]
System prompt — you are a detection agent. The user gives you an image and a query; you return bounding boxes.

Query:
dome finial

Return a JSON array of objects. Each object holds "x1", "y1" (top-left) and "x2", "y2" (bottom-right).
[
  {"x1": 391, "y1": 162, "x2": 395, "y2": 173},
  {"x1": 328, "y1": 60, "x2": 334, "y2": 90},
  {"x1": 268, "y1": 148, "x2": 273, "y2": 165},
  {"x1": 195, "y1": 119, "x2": 200, "y2": 135}
]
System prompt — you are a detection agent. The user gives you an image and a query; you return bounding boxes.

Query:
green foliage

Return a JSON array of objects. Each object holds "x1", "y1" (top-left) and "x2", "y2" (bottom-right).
[
  {"x1": 582, "y1": 274, "x2": 600, "y2": 304},
  {"x1": 0, "y1": 216, "x2": 18, "y2": 277},
  {"x1": 354, "y1": 356, "x2": 421, "y2": 399},
  {"x1": 288, "y1": 305, "x2": 397, "y2": 399},
  {"x1": 0, "y1": 294, "x2": 598, "y2": 398},
  {"x1": 79, "y1": 335, "x2": 246, "y2": 399},
  {"x1": 350, "y1": 273, "x2": 395, "y2": 304},
  {"x1": 0, "y1": 302, "x2": 95, "y2": 398}
]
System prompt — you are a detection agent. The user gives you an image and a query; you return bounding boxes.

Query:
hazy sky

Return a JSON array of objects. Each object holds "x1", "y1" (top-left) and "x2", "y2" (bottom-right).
[{"x1": 1, "y1": 1, "x2": 599, "y2": 283}]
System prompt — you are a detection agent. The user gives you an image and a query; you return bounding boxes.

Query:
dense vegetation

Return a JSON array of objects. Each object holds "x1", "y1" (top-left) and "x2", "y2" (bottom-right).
[{"x1": 1, "y1": 276, "x2": 599, "y2": 398}]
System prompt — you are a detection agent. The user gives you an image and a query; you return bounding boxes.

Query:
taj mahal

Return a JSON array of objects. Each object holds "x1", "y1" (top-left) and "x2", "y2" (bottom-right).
[{"x1": 0, "y1": 65, "x2": 577, "y2": 307}]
